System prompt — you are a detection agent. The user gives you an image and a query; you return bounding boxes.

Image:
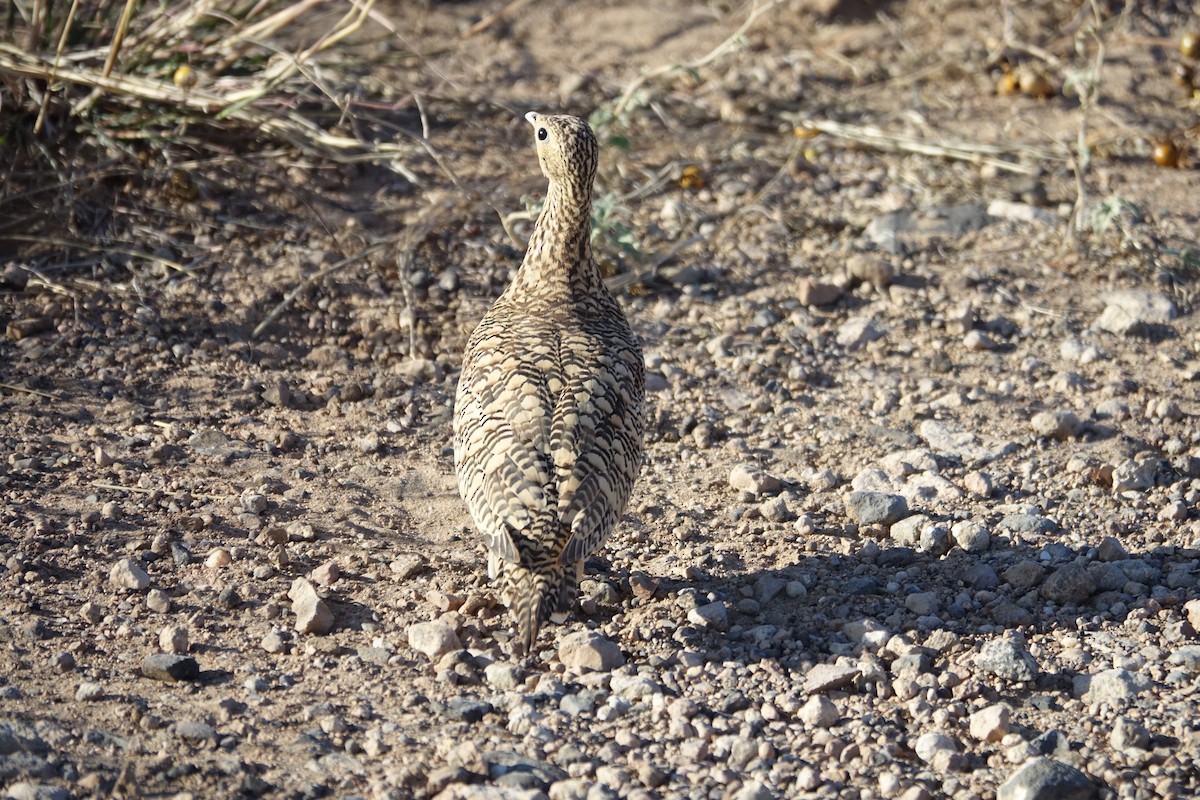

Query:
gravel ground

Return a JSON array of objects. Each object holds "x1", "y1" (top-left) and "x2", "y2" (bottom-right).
[{"x1": 2, "y1": 1, "x2": 1199, "y2": 799}]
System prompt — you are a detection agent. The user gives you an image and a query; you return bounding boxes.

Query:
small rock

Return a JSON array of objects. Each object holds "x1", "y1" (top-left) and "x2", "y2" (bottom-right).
[
  {"x1": 48, "y1": 652, "x2": 75, "y2": 673},
  {"x1": 289, "y1": 577, "x2": 334, "y2": 635},
  {"x1": 969, "y1": 704, "x2": 1011, "y2": 742},
  {"x1": 1111, "y1": 457, "x2": 1157, "y2": 493},
  {"x1": 1003, "y1": 559, "x2": 1045, "y2": 590},
  {"x1": 1078, "y1": 668, "x2": 1142, "y2": 704},
  {"x1": 75, "y1": 682, "x2": 104, "y2": 701},
  {"x1": 798, "y1": 695, "x2": 838, "y2": 727},
  {"x1": 1110, "y1": 716, "x2": 1150, "y2": 751},
  {"x1": 963, "y1": 330, "x2": 998, "y2": 351},
  {"x1": 205, "y1": 548, "x2": 232, "y2": 570},
  {"x1": 1097, "y1": 536, "x2": 1129, "y2": 561},
  {"x1": 844, "y1": 491, "x2": 908, "y2": 526},
  {"x1": 914, "y1": 732, "x2": 958, "y2": 765},
  {"x1": 836, "y1": 317, "x2": 886, "y2": 350},
  {"x1": 687, "y1": 601, "x2": 729, "y2": 631},
  {"x1": 311, "y1": 561, "x2": 340, "y2": 586},
  {"x1": 141, "y1": 654, "x2": 200, "y2": 682},
  {"x1": 484, "y1": 662, "x2": 524, "y2": 690},
  {"x1": 80, "y1": 601, "x2": 103, "y2": 624},
  {"x1": 1040, "y1": 564, "x2": 1096, "y2": 604},
  {"x1": 109, "y1": 558, "x2": 150, "y2": 591},
  {"x1": 846, "y1": 253, "x2": 895, "y2": 289},
  {"x1": 94, "y1": 446, "x2": 114, "y2": 467},
  {"x1": 175, "y1": 720, "x2": 218, "y2": 743},
  {"x1": 4, "y1": 783, "x2": 70, "y2": 800},
  {"x1": 145, "y1": 589, "x2": 172, "y2": 613},
  {"x1": 406, "y1": 619, "x2": 461, "y2": 660},
  {"x1": 963, "y1": 471, "x2": 993, "y2": 497},
  {"x1": 1030, "y1": 410, "x2": 1080, "y2": 440},
  {"x1": 951, "y1": 520, "x2": 991, "y2": 553},
  {"x1": 729, "y1": 464, "x2": 780, "y2": 495},
  {"x1": 731, "y1": 780, "x2": 773, "y2": 800},
  {"x1": 905, "y1": 592, "x2": 940, "y2": 616},
  {"x1": 797, "y1": 278, "x2": 842, "y2": 306},
  {"x1": 261, "y1": 630, "x2": 288, "y2": 655},
  {"x1": 804, "y1": 663, "x2": 860, "y2": 694},
  {"x1": 159, "y1": 625, "x2": 189, "y2": 654},
  {"x1": 1093, "y1": 290, "x2": 1175, "y2": 336},
  {"x1": 976, "y1": 634, "x2": 1038, "y2": 682},
  {"x1": 997, "y1": 757, "x2": 1096, "y2": 800}
]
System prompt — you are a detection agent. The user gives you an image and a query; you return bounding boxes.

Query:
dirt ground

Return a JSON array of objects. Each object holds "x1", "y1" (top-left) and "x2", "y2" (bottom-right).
[{"x1": 2, "y1": 1, "x2": 1200, "y2": 798}]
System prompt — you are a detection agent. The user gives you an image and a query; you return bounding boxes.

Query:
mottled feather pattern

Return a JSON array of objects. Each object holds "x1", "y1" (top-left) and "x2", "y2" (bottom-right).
[{"x1": 453, "y1": 112, "x2": 645, "y2": 655}]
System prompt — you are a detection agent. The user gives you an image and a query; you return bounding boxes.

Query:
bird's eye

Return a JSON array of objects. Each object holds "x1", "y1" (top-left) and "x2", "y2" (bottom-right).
[{"x1": 537, "y1": 128, "x2": 548, "y2": 141}]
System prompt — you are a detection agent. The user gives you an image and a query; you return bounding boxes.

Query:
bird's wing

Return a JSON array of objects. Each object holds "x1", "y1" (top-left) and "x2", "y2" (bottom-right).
[
  {"x1": 454, "y1": 324, "x2": 558, "y2": 564},
  {"x1": 553, "y1": 334, "x2": 645, "y2": 568}
]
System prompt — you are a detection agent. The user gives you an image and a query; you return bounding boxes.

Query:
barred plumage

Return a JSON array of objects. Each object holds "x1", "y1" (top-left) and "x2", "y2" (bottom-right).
[{"x1": 453, "y1": 112, "x2": 645, "y2": 656}]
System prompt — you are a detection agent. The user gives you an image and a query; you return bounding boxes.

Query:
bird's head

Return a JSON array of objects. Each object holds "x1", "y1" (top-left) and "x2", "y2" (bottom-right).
[{"x1": 525, "y1": 112, "x2": 598, "y2": 193}]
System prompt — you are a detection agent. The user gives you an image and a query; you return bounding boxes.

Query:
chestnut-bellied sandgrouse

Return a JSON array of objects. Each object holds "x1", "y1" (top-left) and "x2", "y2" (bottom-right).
[{"x1": 453, "y1": 112, "x2": 645, "y2": 656}]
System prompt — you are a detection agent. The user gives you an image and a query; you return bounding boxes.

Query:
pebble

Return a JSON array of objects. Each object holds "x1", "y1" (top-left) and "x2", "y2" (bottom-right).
[
  {"x1": 175, "y1": 720, "x2": 218, "y2": 743},
  {"x1": 485, "y1": 662, "x2": 524, "y2": 690},
  {"x1": 159, "y1": 625, "x2": 189, "y2": 654},
  {"x1": 1040, "y1": 563, "x2": 1096, "y2": 604},
  {"x1": 1109, "y1": 716, "x2": 1150, "y2": 751},
  {"x1": 728, "y1": 464, "x2": 780, "y2": 495},
  {"x1": 1111, "y1": 457, "x2": 1156, "y2": 493},
  {"x1": 1003, "y1": 559, "x2": 1045, "y2": 590},
  {"x1": 798, "y1": 695, "x2": 838, "y2": 727},
  {"x1": 804, "y1": 663, "x2": 860, "y2": 693},
  {"x1": 311, "y1": 561, "x2": 340, "y2": 586},
  {"x1": 836, "y1": 317, "x2": 886, "y2": 350},
  {"x1": 49, "y1": 652, "x2": 74, "y2": 672},
  {"x1": 4, "y1": 784, "x2": 70, "y2": 800},
  {"x1": 1097, "y1": 536, "x2": 1129, "y2": 561},
  {"x1": 846, "y1": 252, "x2": 895, "y2": 288},
  {"x1": 557, "y1": 631, "x2": 624, "y2": 671},
  {"x1": 1171, "y1": 645, "x2": 1200, "y2": 672},
  {"x1": 844, "y1": 491, "x2": 908, "y2": 526},
  {"x1": 75, "y1": 682, "x2": 104, "y2": 701},
  {"x1": 963, "y1": 329, "x2": 999, "y2": 350},
  {"x1": 997, "y1": 757, "x2": 1096, "y2": 800},
  {"x1": 914, "y1": 731, "x2": 958, "y2": 764},
  {"x1": 686, "y1": 601, "x2": 729, "y2": 631},
  {"x1": 951, "y1": 520, "x2": 991, "y2": 553},
  {"x1": 109, "y1": 558, "x2": 150, "y2": 591},
  {"x1": 1030, "y1": 410, "x2": 1080, "y2": 440},
  {"x1": 261, "y1": 630, "x2": 288, "y2": 654},
  {"x1": 732, "y1": 780, "x2": 774, "y2": 800},
  {"x1": 206, "y1": 548, "x2": 232, "y2": 570},
  {"x1": 963, "y1": 470, "x2": 993, "y2": 497},
  {"x1": 904, "y1": 592, "x2": 940, "y2": 615},
  {"x1": 797, "y1": 278, "x2": 842, "y2": 306},
  {"x1": 976, "y1": 634, "x2": 1038, "y2": 682},
  {"x1": 969, "y1": 704, "x2": 1011, "y2": 742},
  {"x1": 141, "y1": 654, "x2": 200, "y2": 682},
  {"x1": 406, "y1": 619, "x2": 461, "y2": 660},
  {"x1": 289, "y1": 577, "x2": 335, "y2": 635},
  {"x1": 1093, "y1": 289, "x2": 1175, "y2": 336},
  {"x1": 130, "y1": 580, "x2": 164, "y2": 610},
  {"x1": 79, "y1": 601, "x2": 103, "y2": 624},
  {"x1": 1078, "y1": 668, "x2": 1142, "y2": 704}
]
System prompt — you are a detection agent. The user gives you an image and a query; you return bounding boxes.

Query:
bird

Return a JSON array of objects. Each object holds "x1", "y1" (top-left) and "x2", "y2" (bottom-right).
[{"x1": 453, "y1": 112, "x2": 645, "y2": 657}]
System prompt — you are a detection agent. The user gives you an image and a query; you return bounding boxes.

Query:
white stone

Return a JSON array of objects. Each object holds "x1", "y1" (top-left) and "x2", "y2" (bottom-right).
[
  {"x1": 289, "y1": 577, "x2": 335, "y2": 635},
  {"x1": 557, "y1": 631, "x2": 624, "y2": 672},
  {"x1": 798, "y1": 695, "x2": 838, "y2": 727},
  {"x1": 969, "y1": 704, "x2": 1011, "y2": 742},
  {"x1": 405, "y1": 619, "x2": 460, "y2": 660},
  {"x1": 109, "y1": 558, "x2": 150, "y2": 591}
]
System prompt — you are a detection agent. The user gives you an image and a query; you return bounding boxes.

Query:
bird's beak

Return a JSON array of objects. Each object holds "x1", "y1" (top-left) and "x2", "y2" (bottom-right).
[{"x1": 525, "y1": 111, "x2": 539, "y2": 126}]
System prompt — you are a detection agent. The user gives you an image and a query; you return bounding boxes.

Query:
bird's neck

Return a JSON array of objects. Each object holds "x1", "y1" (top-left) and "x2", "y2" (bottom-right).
[{"x1": 509, "y1": 180, "x2": 604, "y2": 302}]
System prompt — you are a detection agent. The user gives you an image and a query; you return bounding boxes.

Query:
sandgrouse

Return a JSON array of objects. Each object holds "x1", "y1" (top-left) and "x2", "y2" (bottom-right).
[{"x1": 453, "y1": 112, "x2": 645, "y2": 656}]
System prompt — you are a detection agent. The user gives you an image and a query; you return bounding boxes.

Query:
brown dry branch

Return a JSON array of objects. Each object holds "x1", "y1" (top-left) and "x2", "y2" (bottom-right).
[{"x1": 792, "y1": 118, "x2": 1066, "y2": 175}]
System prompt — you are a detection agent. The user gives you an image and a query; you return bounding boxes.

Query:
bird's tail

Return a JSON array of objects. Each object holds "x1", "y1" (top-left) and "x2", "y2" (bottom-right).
[{"x1": 505, "y1": 560, "x2": 576, "y2": 657}]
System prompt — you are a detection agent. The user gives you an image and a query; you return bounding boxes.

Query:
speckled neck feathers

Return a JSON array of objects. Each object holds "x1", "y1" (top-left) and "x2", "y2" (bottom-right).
[{"x1": 504, "y1": 117, "x2": 605, "y2": 306}]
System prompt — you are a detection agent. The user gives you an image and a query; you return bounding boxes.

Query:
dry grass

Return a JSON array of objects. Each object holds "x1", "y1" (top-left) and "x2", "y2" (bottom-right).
[{"x1": 0, "y1": 0, "x2": 425, "y2": 272}]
